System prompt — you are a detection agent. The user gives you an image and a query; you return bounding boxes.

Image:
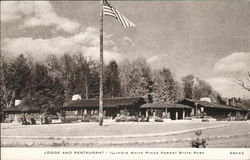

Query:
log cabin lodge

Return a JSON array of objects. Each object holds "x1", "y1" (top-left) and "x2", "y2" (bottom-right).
[{"x1": 2, "y1": 96, "x2": 250, "y2": 123}]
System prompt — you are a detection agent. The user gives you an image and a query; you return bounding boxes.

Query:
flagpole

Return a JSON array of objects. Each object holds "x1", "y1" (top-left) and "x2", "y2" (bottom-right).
[{"x1": 99, "y1": 0, "x2": 104, "y2": 126}]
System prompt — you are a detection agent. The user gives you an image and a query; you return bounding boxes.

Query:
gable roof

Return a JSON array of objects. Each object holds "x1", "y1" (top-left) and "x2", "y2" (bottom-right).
[
  {"x1": 3, "y1": 105, "x2": 40, "y2": 113},
  {"x1": 62, "y1": 97, "x2": 145, "y2": 108},
  {"x1": 179, "y1": 99, "x2": 245, "y2": 111},
  {"x1": 233, "y1": 102, "x2": 250, "y2": 111},
  {"x1": 140, "y1": 102, "x2": 192, "y2": 109}
]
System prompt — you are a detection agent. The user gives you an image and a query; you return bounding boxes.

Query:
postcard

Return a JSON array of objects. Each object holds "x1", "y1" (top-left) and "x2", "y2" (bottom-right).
[{"x1": 1, "y1": 0, "x2": 250, "y2": 160}]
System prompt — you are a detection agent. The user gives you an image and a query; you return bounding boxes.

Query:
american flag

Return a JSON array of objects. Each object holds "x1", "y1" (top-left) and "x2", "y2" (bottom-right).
[{"x1": 103, "y1": 0, "x2": 135, "y2": 28}]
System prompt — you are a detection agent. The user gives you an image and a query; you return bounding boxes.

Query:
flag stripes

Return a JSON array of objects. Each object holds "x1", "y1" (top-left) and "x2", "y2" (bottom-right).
[{"x1": 103, "y1": 2, "x2": 135, "y2": 28}]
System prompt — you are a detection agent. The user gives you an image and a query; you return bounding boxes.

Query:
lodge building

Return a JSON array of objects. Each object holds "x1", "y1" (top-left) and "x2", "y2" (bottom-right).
[
  {"x1": 61, "y1": 97, "x2": 145, "y2": 118},
  {"x1": 178, "y1": 98, "x2": 249, "y2": 120},
  {"x1": 1, "y1": 96, "x2": 250, "y2": 123}
]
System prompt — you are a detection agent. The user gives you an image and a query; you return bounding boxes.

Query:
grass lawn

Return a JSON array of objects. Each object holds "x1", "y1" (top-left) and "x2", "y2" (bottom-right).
[
  {"x1": 1, "y1": 121, "x2": 228, "y2": 136},
  {"x1": 1, "y1": 121, "x2": 250, "y2": 147}
]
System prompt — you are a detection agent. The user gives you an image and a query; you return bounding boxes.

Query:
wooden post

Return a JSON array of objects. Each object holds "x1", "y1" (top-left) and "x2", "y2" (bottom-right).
[
  {"x1": 165, "y1": 107, "x2": 168, "y2": 118},
  {"x1": 182, "y1": 109, "x2": 185, "y2": 120},
  {"x1": 153, "y1": 109, "x2": 156, "y2": 117},
  {"x1": 176, "y1": 112, "x2": 178, "y2": 120},
  {"x1": 195, "y1": 103, "x2": 198, "y2": 117},
  {"x1": 85, "y1": 75, "x2": 89, "y2": 99},
  {"x1": 146, "y1": 110, "x2": 149, "y2": 117},
  {"x1": 99, "y1": 0, "x2": 104, "y2": 126}
]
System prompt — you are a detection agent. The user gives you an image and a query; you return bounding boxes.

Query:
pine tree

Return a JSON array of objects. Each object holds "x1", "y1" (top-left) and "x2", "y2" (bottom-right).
[
  {"x1": 182, "y1": 74, "x2": 195, "y2": 99},
  {"x1": 104, "y1": 60, "x2": 121, "y2": 98},
  {"x1": 120, "y1": 58, "x2": 153, "y2": 99},
  {"x1": 153, "y1": 68, "x2": 180, "y2": 103},
  {"x1": 192, "y1": 78, "x2": 213, "y2": 100}
]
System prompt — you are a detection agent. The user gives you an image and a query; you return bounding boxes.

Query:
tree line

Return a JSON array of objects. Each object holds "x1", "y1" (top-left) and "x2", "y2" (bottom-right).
[{"x1": 0, "y1": 53, "x2": 224, "y2": 110}]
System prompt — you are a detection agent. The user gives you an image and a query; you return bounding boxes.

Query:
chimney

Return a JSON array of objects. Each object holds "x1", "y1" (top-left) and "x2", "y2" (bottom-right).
[
  {"x1": 15, "y1": 99, "x2": 22, "y2": 106},
  {"x1": 232, "y1": 98, "x2": 235, "y2": 106},
  {"x1": 72, "y1": 94, "x2": 82, "y2": 101},
  {"x1": 200, "y1": 97, "x2": 211, "y2": 103}
]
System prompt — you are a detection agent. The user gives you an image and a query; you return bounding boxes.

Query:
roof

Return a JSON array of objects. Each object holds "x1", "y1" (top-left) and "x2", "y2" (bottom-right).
[
  {"x1": 179, "y1": 99, "x2": 245, "y2": 111},
  {"x1": 62, "y1": 97, "x2": 145, "y2": 108},
  {"x1": 3, "y1": 105, "x2": 40, "y2": 112},
  {"x1": 233, "y1": 102, "x2": 250, "y2": 111},
  {"x1": 140, "y1": 102, "x2": 192, "y2": 109}
]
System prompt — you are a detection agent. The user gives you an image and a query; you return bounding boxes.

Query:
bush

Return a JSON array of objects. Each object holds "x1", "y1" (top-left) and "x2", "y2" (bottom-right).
[
  {"x1": 81, "y1": 115, "x2": 100, "y2": 122},
  {"x1": 82, "y1": 118, "x2": 91, "y2": 122},
  {"x1": 91, "y1": 115, "x2": 99, "y2": 122},
  {"x1": 185, "y1": 117, "x2": 192, "y2": 120},
  {"x1": 202, "y1": 119, "x2": 209, "y2": 122},
  {"x1": 127, "y1": 116, "x2": 138, "y2": 122},
  {"x1": 115, "y1": 116, "x2": 127, "y2": 122},
  {"x1": 60, "y1": 117, "x2": 65, "y2": 122},
  {"x1": 82, "y1": 115, "x2": 91, "y2": 122},
  {"x1": 45, "y1": 116, "x2": 52, "y2": 124},
  {"x1": 4, "y1": 119, "x2": 13, "y2": 123},
  {"x1": 61, "y1": 116, "x2": 83, "y2": 123},
  {"x1": 154, "y1": 117, "x2": 163, "y2": 122}
]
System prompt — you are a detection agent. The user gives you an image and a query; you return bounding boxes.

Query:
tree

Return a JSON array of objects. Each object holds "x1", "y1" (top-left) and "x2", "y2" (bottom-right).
[
  {"x1": 192, "y1": 78, "x2": 213, "y2": 100},
  {"x1": 72, "y1": 53, "x2": 94, "y2": 99},
  {"x1": 120, "y1": 58, "x2": 153, "y2": 98},
  {"x1": 235, "y1": 72, "x2": 250, "y2": 92},
  {"x1": 57, "y1": 54, "x2": 78, "y2": 100},
  {"x1": 88, "y1": 66, "x2": 100, "y2": 98},
  {"x1": 9, "y1": 55, "x2": 31, "y2": 99},
  {"x1": 182, "y1": 74, "x2": 195, "y2": 99},
  {"x1": 45, "y1": 55, "x2": 61, "y2": 86},
  {"x1": 0, "y1": 55, "x2": 12, "y2": 108},
  {"x1": 0, "y1": 54, "x2": 31, "y2": 107},
  {"x1": 22, "y1": 61, "x2": 64, "y2": 111},
  {"x1": 119, "y1": 59, "x2": 132, "y2": 97},
  {"x1": 104, "y1": 60, "x2": 121, "y2": 98},
  {"x1": 153, "y1": 68, "x2": 182, "y2": 103}
]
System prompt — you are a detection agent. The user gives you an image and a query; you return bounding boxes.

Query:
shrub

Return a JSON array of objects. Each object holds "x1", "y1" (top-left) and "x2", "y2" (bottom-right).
[
  {"x1": 115, "y1": 116, "x2": 127, "y2": 122},
  {"x1": 82, "y1": 119, "x2": 91, "y2": 122},
  {"x1": 82, "y1": 115, "x2": 91, "y2": 122},
  {"x1": 127, "y1": 116, "x2": 138, "y2": 122},
  {"x1": 154, "y1": 117, "x2": 163, "y2": 122},
  {"x1": 202, "y1": 119, "x2": 209, "y2": 122},
  {"x1": 3, "y1": 119, "x2": 13, "y2": 123},
  {"x1": 60, "y1": 116, "x2": 83, "y2": 123},
  {"x1": 185, "y1": 117, "x2": 192, "y2": 120},
  {"x1": 60, "y1": 117, "x2": 65, "y2": 123},
  {"x1": 91, "y1": 115, "x2": 99, "y2": 122}
]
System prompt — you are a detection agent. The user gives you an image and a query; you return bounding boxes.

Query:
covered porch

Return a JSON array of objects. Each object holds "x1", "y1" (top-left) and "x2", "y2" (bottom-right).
[
  {"x1": 139, "y1": 102, "x2": 192, "y2": 120},
  {"x1": 178, "y1": 99, "x2": 249, "y2": 120},
  {"x1": 61, "y1": 97, "x2": 146, "y2": 119}
]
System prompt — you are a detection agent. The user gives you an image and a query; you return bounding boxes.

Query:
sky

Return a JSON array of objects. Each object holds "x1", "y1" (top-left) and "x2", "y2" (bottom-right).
[{"x1": 1, "y1": 0, "x2": 250, "y2": 98}]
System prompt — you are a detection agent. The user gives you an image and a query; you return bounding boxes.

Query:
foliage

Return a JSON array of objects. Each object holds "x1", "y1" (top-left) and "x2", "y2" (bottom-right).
[
  {"x1": 154, "y1": 117, "x2": 164, "y2": 122},
  {"x1": 182, "y1": 74, "x2": 195, "y2": 99},
  {"x1": 120, "y1": 58, "x2": 154, "y2": 99},
  {"x1": 235, "y1": 72, "x2": 250, "y2": 92},
  {"x1": 0, "y1": 53, "x2": 226, "y2": 112},
  {"x1": 192, "y1": 78, "x2": 213, "y2": 100},
  {"x1": 0, "y1": 54, "x2": 31, "y2": 108},
  {"x1": 153, "y1": 68, "x2": 183, "y2": 103},
  {"x1": 115, "y1": 116, "x2": 138, "y2": 122},
  {"x1": 104, "y1": 60, "x2": 121, "y2": 98}
]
